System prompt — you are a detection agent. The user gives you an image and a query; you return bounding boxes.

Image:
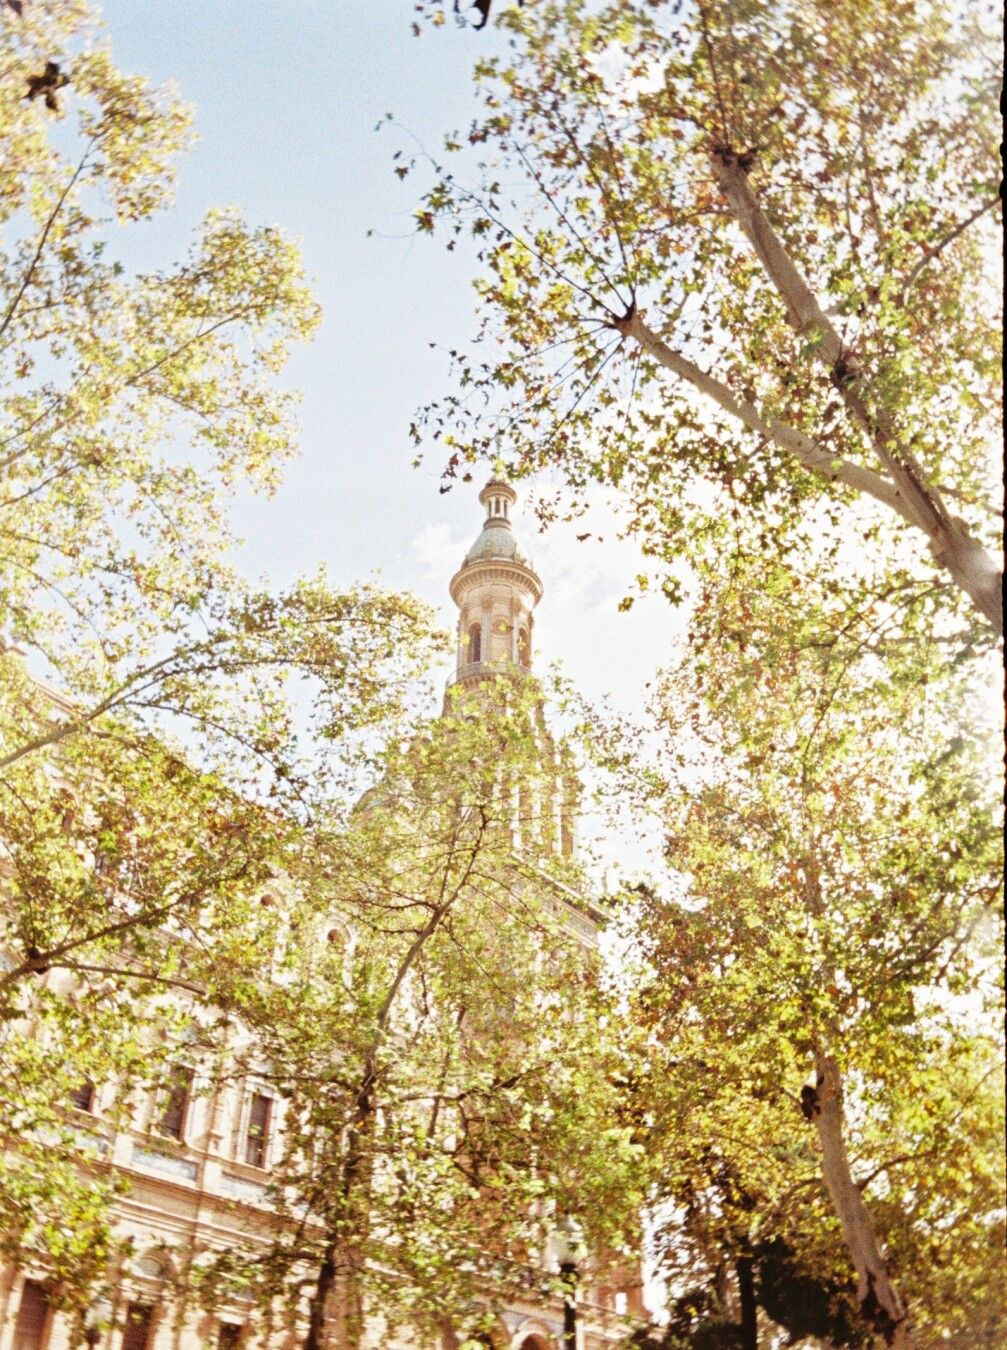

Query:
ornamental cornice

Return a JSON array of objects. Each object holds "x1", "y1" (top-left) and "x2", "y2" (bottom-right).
[{"x1": 449, "y1": 559, "x2": 543, "y2": 606}]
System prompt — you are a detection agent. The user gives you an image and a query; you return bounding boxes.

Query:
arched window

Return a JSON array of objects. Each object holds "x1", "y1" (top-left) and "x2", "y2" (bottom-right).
[
  {"x1": 467, "y1": 621, "x2": 482, "y2": 664},
  {"x1": 136, "y1": 1254, "x2": 168, "y2": 1281}
]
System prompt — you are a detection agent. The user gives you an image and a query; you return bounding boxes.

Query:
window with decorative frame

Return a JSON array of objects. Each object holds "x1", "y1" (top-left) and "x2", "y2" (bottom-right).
[
  {"x1": 243, "y1": 1090, "x2": 272, "y2": 1168},
  {"x1": 156, "y1": 1064, "x2": 194, "y2": 1141}
]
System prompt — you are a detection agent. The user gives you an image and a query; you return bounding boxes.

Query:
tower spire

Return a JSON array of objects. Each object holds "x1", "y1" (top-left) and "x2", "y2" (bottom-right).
[{"x1": 449, "y1": 478, "x2": 543, "y2": 686}]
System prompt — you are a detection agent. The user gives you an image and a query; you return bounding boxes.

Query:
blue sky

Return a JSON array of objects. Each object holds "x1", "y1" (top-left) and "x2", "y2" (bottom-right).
[{"x1": 100, "y1": 0, "x2": 686, "y2": 717}]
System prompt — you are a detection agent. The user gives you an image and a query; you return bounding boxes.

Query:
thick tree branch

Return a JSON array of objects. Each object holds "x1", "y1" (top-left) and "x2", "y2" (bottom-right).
[
  {"x1": 708, "y1": 151, "x2": 845, "y2": 364},
  {"x1": 0, "y1": 862, "x2": 252, "y2": 993},
  {"x1": 707, "y1": 152, "x2": 1002, "y2": 633},
  {"x1": 47, "y1": 960, "x2": 206, "y2": 995},
  {"x1": 614, "y1": 311, "x2": 913, "y2": 521}
]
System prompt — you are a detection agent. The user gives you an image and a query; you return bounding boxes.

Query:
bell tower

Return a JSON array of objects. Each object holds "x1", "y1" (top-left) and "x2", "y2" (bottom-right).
[
  {"x1": 448, "y1": 478, "x2": 543, "y2": 685},
  {"x1": 447, "y1": 480, "x2": 575, "y2": 859}
]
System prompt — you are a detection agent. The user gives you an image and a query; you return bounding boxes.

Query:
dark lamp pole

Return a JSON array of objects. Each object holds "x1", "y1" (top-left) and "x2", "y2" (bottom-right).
[
  {"x1": 553, "y1": 1215, "x2": 583, "y2": 1350},
  {"x1": 83, "y1": 1298, "x2": 113, "y2": 1349},
  {"x1": 560, "y1": 1259, "x2": 578, "y2": 1350}
]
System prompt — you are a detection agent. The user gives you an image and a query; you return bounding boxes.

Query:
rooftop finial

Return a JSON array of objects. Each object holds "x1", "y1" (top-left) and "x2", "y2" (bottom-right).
[{"x1": 478, "y1": 477, "x2": 516, "y2": 528}]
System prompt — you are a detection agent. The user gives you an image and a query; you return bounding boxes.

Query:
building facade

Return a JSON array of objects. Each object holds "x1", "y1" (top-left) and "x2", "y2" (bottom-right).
[{"x1": 0, "y1": 482, "x2": 642, "y2": 1350}]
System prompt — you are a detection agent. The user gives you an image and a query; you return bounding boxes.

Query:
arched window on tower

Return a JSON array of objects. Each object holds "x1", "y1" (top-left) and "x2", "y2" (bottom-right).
[
  {"x1": 467, "y1": 621, "x2": 482, "y2": 665},
  {"x1": 518, "y1": 626, "x2": 531, "y2": 668}
]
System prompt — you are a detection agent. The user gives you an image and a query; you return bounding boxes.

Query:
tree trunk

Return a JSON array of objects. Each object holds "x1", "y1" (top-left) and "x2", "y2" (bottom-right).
[
  {"x1": 334, "y1": 1240, "x2": 367, "y2": 1350},
  {"x1": 926, "y1": 522, "x2": 1003, "y2": 636},
  {"x1": 303, "y1": 1190, "x2": 369, "y2": 1350},
  {"x1": 301, "y1": 833, "x2": 485, "y2": 1348},
  {"x1": 439, "y1": 1319, "x2": 460, "y2": 1349},
  {"x1": 734, "y1": 1256, "x2": 757, "y2": 1350},
  {"x1": 304, "y1": 1239, "x2": 339, "y2": 1350},
  {"x1": 810, "y1": 1054, "x2": 913, "y2": 1348},
  {"x1": 304, "y1": 1091, "x2": 374, "y2": 1350}
]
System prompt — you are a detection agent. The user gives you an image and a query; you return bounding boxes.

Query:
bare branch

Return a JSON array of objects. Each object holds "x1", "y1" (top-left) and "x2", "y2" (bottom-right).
[
  {"x1": 898, "y1": 196, "x2": 1000, "y2": 305},
  {"x1": 0, "y1": 140, "x2": 95, "y2": 344}
]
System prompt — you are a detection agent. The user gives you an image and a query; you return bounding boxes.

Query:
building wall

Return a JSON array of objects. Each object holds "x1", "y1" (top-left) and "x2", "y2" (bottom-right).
[{"x1": 0, "y1": 1019, "x2": 640, "y2": 1350}]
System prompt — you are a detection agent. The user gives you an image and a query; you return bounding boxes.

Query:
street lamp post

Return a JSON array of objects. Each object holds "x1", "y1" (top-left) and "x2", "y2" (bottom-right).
[
  {"x1": 553, "y1": 1215, "x2": 583, "y2": 1350},
  {"x1": 560, "y1": 1259, "x2": 577, "y2": 1350},
  {"x1": 83, "y1": 1298, "x2": 113, "y2": 1349}
]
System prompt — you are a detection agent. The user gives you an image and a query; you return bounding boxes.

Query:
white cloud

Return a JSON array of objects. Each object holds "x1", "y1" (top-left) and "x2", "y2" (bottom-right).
[{"x1": 410, "y1": 521, "x2": 467, "y2": 578}]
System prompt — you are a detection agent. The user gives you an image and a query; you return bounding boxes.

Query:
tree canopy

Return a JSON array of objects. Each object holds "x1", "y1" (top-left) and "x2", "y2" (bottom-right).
[
  {"x1": 0, "y1": 0, "x2": 443, "y2": 1307},
  {"x1": 412, "y1": 0, "x2": 1002, "y2": 636},
  {"x1": 587, "y1": 564, "x2": 1004, "y2": 1347},
  {"x1": 0, "y1": 19, "x2": 644, "y2": 1340},
  {"x1": 189, "y1": 683, "x2": 644, "y2": 1348},
  {"x1": 1, "y1": 4, "x2": 1002, "y2": 1347}
]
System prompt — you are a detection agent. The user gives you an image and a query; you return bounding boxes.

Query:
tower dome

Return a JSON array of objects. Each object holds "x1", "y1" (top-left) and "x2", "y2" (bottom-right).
[
  {"x1": 449, "y1": 478, "x2": 542, "y2": 685},
  {"x1": 463, "y1": 479, "x2": 527, "y2": 566}
]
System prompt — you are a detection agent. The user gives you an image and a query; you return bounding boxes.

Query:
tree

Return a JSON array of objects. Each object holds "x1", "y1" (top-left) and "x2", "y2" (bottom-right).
[
  {"x1": 407, "y1": 5, "x2": 1004, "y2": 1340},
  {"x1": 188, "y1": 682, "x2": 644, "y2": 1348},
  {"x1": 0, "y1": 581, "x2": 445, "y2": 1309},
  {"x1": 411, "y1": 0, "x2": 1002, "y2": 636},
  {"x1": 598, "y1": 566, "x2": 1003, "y2": 1347},
  {"x1": 0, "y1": 0, "x2": 443, "y2": 864},
  {"x1": 1, "y1": 4, "x2": 445, "y2": 798},
  {"x1": 0, "y1": 0, "x2": 445, "y2": 1312},
  {"x1": 1, "y1": 0, "x2": 317, "y2": 670}
]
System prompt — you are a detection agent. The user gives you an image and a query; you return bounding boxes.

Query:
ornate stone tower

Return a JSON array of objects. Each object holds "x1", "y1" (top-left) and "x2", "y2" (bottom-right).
[
  {"x1": 448, "y1": 479, "x2": 575, "y2": 859},
  {"x1": 449, "y1": 479, "x2": 543, "y2": 683}
]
